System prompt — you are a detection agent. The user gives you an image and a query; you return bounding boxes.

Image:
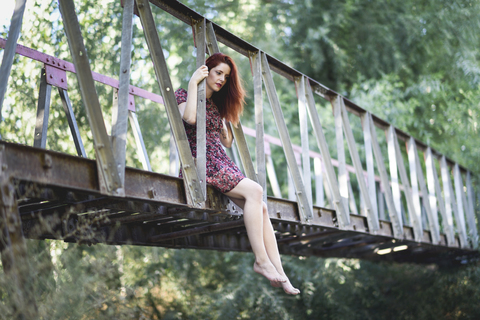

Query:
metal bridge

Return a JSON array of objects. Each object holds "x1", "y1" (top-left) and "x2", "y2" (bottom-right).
[{"x1": 0, "y1": 0, "x2": 479, "y2": 317}]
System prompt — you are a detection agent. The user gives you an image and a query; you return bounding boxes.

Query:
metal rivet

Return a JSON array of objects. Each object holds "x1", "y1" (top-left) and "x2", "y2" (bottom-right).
[
  {"x1": 166, "y1": 87, "x2": 170, "y2": 91},
  {"x1": 148, "y1": 188, "x2": 156, "y2": 199},
  {"x1": 42, "y1": 154, "x2": 53, "y2": 169}
]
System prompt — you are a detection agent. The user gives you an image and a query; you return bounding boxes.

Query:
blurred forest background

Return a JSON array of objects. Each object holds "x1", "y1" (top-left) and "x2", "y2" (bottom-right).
[{"x1": 1, "y1": 0, "x2": 480, "y2": 319}]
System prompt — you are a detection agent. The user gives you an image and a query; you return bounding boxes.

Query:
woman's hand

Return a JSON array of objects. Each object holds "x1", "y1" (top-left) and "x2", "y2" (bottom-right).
[
  {"x1": 179, "y1": 65, "x2": 209, "y2": 125},
  {"x1": 189, "y1": 65, "x2": 209, "y2": 85},
  {"x1": 220, "y1": 119, "x2": 234, "y2": 148}
]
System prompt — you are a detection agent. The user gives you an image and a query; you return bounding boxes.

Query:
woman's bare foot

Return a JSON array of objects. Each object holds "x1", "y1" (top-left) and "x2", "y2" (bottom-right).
[
  {"x1": 281, "y1": 279, "x2": 300, "y2": 295},
  {"x1": 271, "y1": 275, "x2": 300, "y2": 294},
  {"x1": 253, "y1": 261, "x2": 287, "y2": 283}
]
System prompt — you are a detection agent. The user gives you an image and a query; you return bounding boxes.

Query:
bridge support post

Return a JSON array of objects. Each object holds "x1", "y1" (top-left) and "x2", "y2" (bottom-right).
[
  {"x1": 204, "y1": 23, "x2": 258, "y2": 183},
  {"x1": 33, "y1": 68, "x2": 52, "y2": 149},
  {"x1": 136, "y1": 0, "x2": 205, "y2": 206},
  {"x1": 58, "y1": 0, "x2": 124, "y2": 196},
  {"x1": 249, "y1": 50, "x2": 267, "y2": 202},
  {"x1": 0, "y1": 178, "x2": 38, "y2": 319},
  {"x1": 58, "y1": 88, "x2": 87, "y2": 157},
  {"x1": 304, "y1": 81, "x2": 347, "y2": 223},
  {"x1": 426, "y1": 148, "x2": 455, "y2": 246},
  {"x1": 0, "y1": 0, "x2": 27, "y2": 119},
  {"x1": 261, "y1": 52, "x2": 313, "y2": 223},
  {"x1": 193, "y1": 18, "x2": 207, "y2": 198},
  {"x1": 338, "y1": 98, "x2": 379, "y2": 232},
  {"x1": 365, "y1": 113, "x2": 403, "y2": 238},
  {"x1": 441, "y1": 156, "x2": 468, "y2": 247},
  {"x1": 112, "y1": 0, "x2": 135, "y2": 185}
]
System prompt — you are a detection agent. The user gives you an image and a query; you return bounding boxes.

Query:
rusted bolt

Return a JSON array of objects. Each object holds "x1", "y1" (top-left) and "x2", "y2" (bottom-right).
[
  {"x1": 123, "y1": 69, "x2": 127, "y2": 73},
  {"x1": 42, "y1": 154, "x2": 53, "y2": 169},
  {"x1": 148, "y1": 188, "x2": 156, "y2": 199},
  {"x1": 49, "y1": 74, "x2": 53, "y2": 79},
  {"x1": 61, "y1": 78, "x2": 64, "y2": 82},
  {"x1": 46, "y1": 58, "x2": 50, "y2": 62}
]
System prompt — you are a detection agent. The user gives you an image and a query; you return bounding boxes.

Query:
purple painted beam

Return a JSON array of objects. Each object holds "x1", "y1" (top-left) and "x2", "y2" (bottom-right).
[{"x1": 0, "y1": 38, "x2": 164, "y2": 111}]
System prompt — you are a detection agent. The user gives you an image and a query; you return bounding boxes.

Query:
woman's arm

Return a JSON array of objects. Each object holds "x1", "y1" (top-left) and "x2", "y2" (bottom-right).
[
  {"x1": 220, "y1": 119, "x2": 234, "y2": 148},
  {"x1": 178, "y1": 65, "x2": 209, "y2": 125}
]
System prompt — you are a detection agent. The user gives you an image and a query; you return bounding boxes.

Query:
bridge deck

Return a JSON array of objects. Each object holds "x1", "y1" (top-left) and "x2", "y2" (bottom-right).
[{"x1": 2, "y1": 141, "x2": 476, "y2": 266}]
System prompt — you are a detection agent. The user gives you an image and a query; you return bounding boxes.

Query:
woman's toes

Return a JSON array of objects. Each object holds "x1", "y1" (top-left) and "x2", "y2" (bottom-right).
[{"x1": 282, "y1": 280, "x2": 301, "y2": 295}]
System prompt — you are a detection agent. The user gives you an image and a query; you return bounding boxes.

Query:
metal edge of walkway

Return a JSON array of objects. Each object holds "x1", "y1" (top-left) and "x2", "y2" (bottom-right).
[{"x1": 1, "y1": 141, "x2": 477, "y2": 266}]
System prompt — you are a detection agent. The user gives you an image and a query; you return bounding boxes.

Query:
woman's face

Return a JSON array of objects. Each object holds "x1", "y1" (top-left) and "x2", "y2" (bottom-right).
[{"x1": 206, "y1": 62, "x2": 231, "y2": 96}]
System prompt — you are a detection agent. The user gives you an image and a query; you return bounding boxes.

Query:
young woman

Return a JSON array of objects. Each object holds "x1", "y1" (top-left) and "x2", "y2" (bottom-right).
[{"x1": 175, "y1": 53, "x2": 300, "y2": 295}]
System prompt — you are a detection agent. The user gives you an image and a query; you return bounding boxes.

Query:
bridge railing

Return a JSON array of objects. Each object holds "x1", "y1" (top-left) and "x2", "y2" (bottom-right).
[{"x1": 0, "y1": 0, "x2": 478, "y2": 249}]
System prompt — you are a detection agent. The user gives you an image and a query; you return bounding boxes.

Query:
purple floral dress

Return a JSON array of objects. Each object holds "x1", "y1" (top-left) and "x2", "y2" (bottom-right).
[{"x1": 175, "y1": 88, "x2": 245, "y2": 193}]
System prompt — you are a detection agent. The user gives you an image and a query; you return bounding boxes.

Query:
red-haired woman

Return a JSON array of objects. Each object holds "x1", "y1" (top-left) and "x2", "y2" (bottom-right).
[{"x1": 175, "y1": 53, "x2": 300, "y2": 295}]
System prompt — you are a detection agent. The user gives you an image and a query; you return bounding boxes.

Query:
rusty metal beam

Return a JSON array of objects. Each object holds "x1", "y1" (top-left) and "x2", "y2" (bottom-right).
[{"x1": 150, "y1": 219, "x2": 244, "y2": 242}]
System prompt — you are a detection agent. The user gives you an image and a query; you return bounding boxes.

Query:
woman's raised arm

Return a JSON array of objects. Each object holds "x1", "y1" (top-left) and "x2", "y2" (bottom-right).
[{"x1": 178, "y1": 65, "x2": 209, "y2": 125}]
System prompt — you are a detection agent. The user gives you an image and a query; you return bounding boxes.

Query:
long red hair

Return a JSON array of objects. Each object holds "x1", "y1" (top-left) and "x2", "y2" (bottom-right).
[{"x1": 206, "y1": 53, "x2": 245, "y2": 126}]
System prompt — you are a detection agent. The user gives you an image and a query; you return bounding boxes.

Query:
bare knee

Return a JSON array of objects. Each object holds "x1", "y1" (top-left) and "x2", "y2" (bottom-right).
[
  {"x1": 245, "y1": 180, "x2": 264, "y2": 203},
  {"x1": 262, "y1": 202, "x2": 268, "y2": 216}
]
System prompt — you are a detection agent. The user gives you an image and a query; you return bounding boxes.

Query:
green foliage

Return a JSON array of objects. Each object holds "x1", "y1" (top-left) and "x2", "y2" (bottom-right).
[{"x1": 3, "y1": 242, "x2": 480, "y2": 319}]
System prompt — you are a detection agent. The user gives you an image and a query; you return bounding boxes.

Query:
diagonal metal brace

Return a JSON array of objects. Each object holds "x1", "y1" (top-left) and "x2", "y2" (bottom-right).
[
  {"x1": 58, "y1": 0, "x2": 123, "y2": 196},
  {"x1": 136, "y1": 0, "x2": 205, "y2": 206}
]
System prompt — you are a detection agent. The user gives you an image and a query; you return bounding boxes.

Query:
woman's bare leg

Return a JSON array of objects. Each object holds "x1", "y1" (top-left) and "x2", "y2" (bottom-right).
[
  {"x1": 226, "y1": 179, "x2": 300, "y2": 295},
  {"x1": 256, "y1": 202, "x2": 299, "y2": 294},
  {"x1": 225, "y1": 179, "x2": 286, "y2": 283}
]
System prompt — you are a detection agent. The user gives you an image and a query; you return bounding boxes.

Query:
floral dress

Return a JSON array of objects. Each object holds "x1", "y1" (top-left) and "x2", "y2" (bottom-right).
[{"x1": 175, "y1": 88, "x2": 245, "y2": 193}]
